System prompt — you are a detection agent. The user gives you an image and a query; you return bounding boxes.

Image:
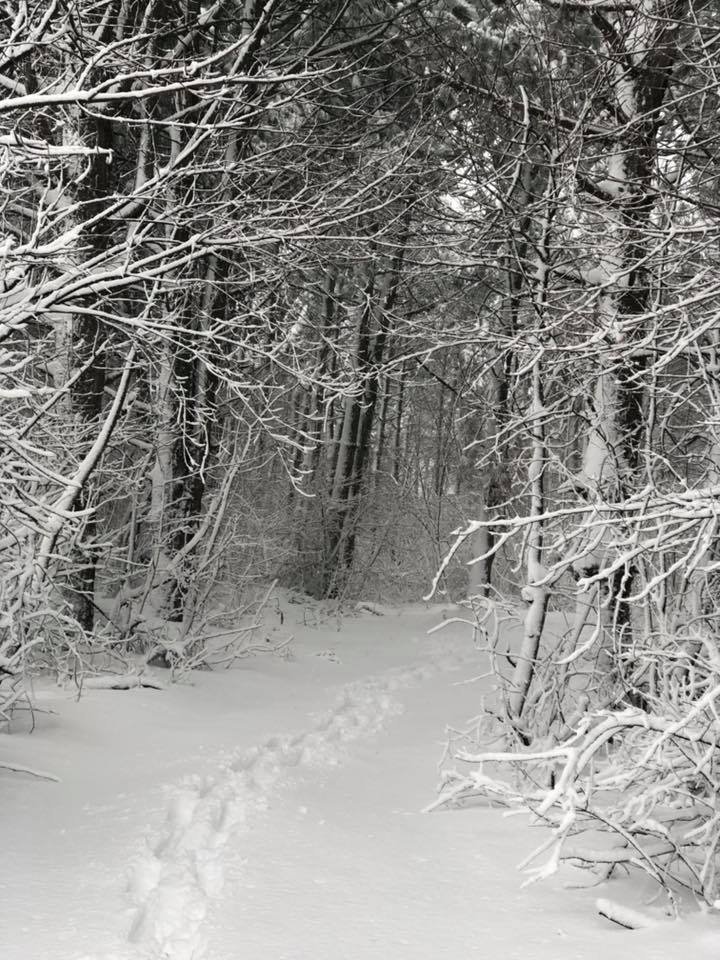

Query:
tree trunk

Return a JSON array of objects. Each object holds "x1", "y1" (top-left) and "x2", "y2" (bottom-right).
[{"x1": 572, "y1": 1, "x2": 685, "y2": 661}]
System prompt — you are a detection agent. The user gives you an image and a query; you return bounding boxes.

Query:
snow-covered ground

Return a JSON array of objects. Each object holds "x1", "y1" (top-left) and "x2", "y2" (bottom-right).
[{"x1": 3, "y1": 598, "x2": 719, "y2": 960}]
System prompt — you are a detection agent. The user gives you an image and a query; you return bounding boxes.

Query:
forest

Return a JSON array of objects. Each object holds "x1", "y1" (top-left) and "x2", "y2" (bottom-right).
[{"x1": 3, "y1": 0, "x2": 720, "y2": 922}]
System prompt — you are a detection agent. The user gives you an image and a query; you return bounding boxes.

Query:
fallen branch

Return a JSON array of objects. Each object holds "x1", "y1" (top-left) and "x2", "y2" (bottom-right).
[
  {"x1": 0, "y1": 760, "x2": 60, "y2": 782},
  {"x1": 596, "y1": 898, "x2": 656, "y2": 930},
  {"x1": 81, "y1": 673, "x2": 164, "y2": 691}
]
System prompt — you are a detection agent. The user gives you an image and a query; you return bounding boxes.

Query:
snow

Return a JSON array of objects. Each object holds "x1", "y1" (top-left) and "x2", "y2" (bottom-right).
[{"x1": 3, "y1": 598, "x2": 720, "y2": 960}]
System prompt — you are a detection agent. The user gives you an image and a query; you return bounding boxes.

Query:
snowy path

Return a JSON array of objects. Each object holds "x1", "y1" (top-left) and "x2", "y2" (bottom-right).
[
  {"x1": 124, "y1": 658, "x2": 458, "y2": 960},
  {"x1": 4, "y1": 603, "x2": 720, "y2": 960}
]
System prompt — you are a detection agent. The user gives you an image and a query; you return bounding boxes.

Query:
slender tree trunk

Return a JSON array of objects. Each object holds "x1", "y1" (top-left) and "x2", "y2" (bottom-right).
[
  {"x1": 509, "y1": 357, "x2": 548, "y2": 721},
  {"x1": 392, "y1": 366, "x2": 407, "y2": 484},
  {"x1": 373, "y1": 373, "x2": 391, "y2": 477},
  {"x1": 465, "y1": 146, "x2": 532, "y2": 599},
  {"x1": 64, "y1": 102, "x2": 114, "y2": 629}
]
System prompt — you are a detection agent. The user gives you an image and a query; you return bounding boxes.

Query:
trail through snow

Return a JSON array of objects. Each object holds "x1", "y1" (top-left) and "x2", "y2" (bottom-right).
[
  {"x1": 123, "y1": 658, "x2": 458, "y2": 960},
  {"x1": 3, "y1": 601, "x2": 720, "y2": 960}
]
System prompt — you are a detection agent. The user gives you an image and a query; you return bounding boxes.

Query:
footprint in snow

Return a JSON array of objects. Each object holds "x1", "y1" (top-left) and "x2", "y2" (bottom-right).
[{"x1": 314, "y1": 649, "x2": 340, "y2": 663}]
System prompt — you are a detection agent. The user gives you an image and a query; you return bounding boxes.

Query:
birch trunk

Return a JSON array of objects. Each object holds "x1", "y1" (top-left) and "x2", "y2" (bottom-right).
[
  {"x1": 509, "y1": 358, "x2": 548, "y2": 720},
  {"x1": 508, "y1": 154, "x2": 554, "y2": 723}
]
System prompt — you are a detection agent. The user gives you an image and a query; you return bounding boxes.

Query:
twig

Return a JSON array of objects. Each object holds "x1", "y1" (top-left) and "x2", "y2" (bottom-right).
[{"x1": 0, "y1": 760, "x2": 60, "y2": 782}]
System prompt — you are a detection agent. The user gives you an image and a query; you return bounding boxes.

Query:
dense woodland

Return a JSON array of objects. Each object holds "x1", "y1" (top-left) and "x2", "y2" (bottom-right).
[{"x1": 3, "y1": 0, "x2": 720, "y2": 911}]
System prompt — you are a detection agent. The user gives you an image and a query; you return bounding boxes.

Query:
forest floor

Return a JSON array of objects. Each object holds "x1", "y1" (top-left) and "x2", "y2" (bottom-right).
[{"x1": 3, "y1": 595, "x2": 719, "y2": 960}]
